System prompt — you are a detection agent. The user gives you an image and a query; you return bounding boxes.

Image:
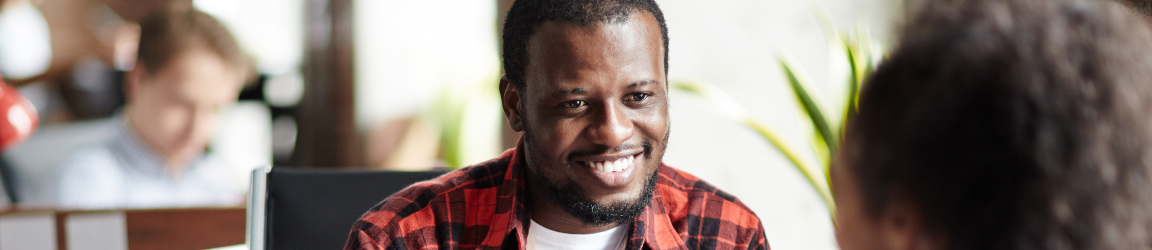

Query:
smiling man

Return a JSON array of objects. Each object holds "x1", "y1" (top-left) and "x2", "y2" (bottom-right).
[{"x1": 344, "y1": 1, "x2": 768, "y2": 249}]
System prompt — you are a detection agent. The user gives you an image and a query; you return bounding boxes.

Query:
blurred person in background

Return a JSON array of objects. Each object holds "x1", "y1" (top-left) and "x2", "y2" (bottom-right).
[
  {"x1": 832, "y1": 0, "x2": 1152, "y2": 249},
  {"x1": 54, "y1": 9, "x2": 248, "y2": 209},
  {"x1": 345, "y1": 0, "x2": 768, "y2": 249}
]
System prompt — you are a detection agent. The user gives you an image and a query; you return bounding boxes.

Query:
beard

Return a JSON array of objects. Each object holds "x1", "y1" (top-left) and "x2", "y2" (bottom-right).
[{"x1": 522, "y1": 124, "x2": 664, "y2": 227}]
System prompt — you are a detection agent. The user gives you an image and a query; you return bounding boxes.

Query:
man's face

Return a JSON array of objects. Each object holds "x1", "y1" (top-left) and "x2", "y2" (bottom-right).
[
  {"x1": 128, "y1": 48, "x2": 244, "y2": 166},
  {"x1": 509, "y1": 12, "x2": 669, "y2": 226}
]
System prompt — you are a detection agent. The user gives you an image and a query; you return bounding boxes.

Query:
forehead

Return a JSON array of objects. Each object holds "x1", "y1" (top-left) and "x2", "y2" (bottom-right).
[
  {"x1": 151, "y1": 49, "x2": 245, "y2": 101},
  {"x1": 523, "y1": 12, "x2": 665, "y2": 92}
]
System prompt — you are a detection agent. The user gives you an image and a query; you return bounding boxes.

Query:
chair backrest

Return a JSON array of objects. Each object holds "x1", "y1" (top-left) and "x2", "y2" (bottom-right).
[{"x1": 247, "y1": 166, "x2": 446, "y2": 250}]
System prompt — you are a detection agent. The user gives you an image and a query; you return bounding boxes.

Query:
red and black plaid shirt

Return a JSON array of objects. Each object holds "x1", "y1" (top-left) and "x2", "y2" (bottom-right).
[{"x1": 345, "y1": 145, "x2": 769, "y2": 250}]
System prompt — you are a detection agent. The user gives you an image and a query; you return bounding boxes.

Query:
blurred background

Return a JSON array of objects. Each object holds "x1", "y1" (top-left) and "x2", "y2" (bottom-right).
[{"x1": 0, "y1": 0, "x2": 904, "y2": 249}]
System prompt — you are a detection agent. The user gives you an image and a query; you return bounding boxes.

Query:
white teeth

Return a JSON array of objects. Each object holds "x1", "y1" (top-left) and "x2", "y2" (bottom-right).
[
  {"x1": 586, "y1": 156, "x2": 639, "y2": 173},
  {"x1": 618, "y1": 156, "x2": 632, "y2": 171}
]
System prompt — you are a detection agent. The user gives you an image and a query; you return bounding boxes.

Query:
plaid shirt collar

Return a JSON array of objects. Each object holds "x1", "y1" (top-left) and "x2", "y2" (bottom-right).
[{"x1": 496, "y1": 142, "x2": 685, "y2": 250}]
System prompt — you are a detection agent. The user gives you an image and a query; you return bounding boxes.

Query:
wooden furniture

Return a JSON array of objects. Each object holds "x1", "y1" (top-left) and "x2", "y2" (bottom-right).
[{"x1": 0, "y1": 207, "x2": 245, "y2": 250}]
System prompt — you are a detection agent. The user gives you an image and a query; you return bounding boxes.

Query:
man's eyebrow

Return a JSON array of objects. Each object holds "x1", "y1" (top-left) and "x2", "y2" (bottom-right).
[
  {"x1": 557, "y1": 88, "x2": 588, "y2": 95},
  {"x1": 628, "y1": 80, "x2": 660, "y2": 88},
  {"x1": 554, "y1": 81, "x2": 658, "y2": 95}
]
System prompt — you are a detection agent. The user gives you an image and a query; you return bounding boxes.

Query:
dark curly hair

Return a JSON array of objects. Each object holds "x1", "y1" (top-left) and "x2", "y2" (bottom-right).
[
  {"x1": 842, "y1": 0, "x2": 1152, "y2": 249},
  {"x1": 1117, "y1": 0, "x2": 1152, "y2": 16},
  {"x1": 501, "y1": 0, "x2": 669, "y2": 91}
]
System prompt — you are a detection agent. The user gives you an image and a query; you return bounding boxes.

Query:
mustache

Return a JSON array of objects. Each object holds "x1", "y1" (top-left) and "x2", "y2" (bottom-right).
[{"x1": 566, "y1": 142, "x2": 653, "y2": 162}]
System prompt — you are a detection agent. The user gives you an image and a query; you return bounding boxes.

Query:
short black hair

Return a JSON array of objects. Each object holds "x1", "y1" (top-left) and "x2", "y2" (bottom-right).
[
  {"x1": 842, "y1": 0, "x2": 1152, "y2": 249},
  {"x1": 501, "y1": 0, "x2": 669, "y2": 91}
]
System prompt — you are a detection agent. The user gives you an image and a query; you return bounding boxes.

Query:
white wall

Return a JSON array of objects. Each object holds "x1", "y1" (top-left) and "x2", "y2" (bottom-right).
[
  {"x1": 194, "y1": 0, "x2": 305, "y2": 75},
  {"x1": 353, "y1": 1, "x2": 502, "y2": 131}
]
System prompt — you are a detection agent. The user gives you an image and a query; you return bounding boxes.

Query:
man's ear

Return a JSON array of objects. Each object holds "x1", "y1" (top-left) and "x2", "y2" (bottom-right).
[
  {"x1": 500, "y1": 75, "x2": 524, "y2": 132},
  {"x1": 880, "y1": 202, "x2": 933, "y2": 250}
]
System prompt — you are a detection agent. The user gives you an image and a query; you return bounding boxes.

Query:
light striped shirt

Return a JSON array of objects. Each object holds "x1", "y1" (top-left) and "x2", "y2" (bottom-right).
[{"x1": 55, "y1": 117, "x2": 243, "y2": 209}]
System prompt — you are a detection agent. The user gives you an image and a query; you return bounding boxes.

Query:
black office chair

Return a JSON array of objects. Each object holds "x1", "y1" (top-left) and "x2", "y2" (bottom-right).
[{"x1": 246, "y1": 166, "x2": 447, "y2": 250}]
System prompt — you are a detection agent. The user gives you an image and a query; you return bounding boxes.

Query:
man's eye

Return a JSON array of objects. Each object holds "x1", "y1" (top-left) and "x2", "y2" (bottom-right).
[
  {"x1": 626, "y1": 93, "x2": 649, "y2": 102},
  {"x1": 563, "y1": 100, "x2": 586, "y2": 109}
]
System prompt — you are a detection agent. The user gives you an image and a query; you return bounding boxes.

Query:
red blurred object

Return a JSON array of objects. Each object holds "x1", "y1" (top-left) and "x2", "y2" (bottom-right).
[{"x1": 0, "y1": 79, "x2": 38, "y2": 151}]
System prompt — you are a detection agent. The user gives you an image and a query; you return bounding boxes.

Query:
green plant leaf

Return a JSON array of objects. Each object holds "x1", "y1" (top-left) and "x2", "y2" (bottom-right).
[
  {"x1": 844, "y1": 38, "x2": 861, "y2": 119},
  {"x1": 670, "y1": 16, "x2": 890, "y2": 221},
  {"x1": 673, "y1": 81, "x2": 749, "y2": 121},
  {"x1": 672, "y1": 80, "x2": 835, "y2": 211},
  {"x1": 741, "y1": 118, "x2": 835, "y2": 210},
  {"x1": 778, "y1": 58, "x2": 838, "y2": 165}
]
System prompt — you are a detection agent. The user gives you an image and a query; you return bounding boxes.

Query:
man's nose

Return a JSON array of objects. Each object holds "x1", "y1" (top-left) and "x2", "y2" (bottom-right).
[{"x1": 585, "y1": 102, "x2": 634, "y2": 148}]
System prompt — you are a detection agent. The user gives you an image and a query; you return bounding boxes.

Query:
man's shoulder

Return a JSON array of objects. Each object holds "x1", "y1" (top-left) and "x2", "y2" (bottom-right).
[
  {"x1": 656, "y1": 165, "x2": 747, "y2": 206},
  {"x1": 654, "y1": 165, "x2": 768, "y2": 249},
  {"x1": 56, "y1": 144, "x2": 125, "y2": 208},
  {"x1": 655, "y1": 165, "x2": 763, "y2": 227},
  {"x1": 345, "y1": 154, "x2": 516, "y2": 249},
  {"x1": 58, "y1": 144, "x2": 121, "y2": 178},
  {"x1": 352, "y1": 155, "x2": 513, "y2": 229}
]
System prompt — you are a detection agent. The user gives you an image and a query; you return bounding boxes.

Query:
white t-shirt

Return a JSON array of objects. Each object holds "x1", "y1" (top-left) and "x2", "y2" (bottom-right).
[{"x1": 526, "y1": 219, "x2": 630, "y2": 250}]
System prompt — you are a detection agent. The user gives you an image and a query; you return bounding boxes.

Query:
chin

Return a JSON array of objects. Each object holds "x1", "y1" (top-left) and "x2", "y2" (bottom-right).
[
  {"x1": 584, "y1": 186, "x2": 644, "y2": 205},
  {"x1": 169, "y1": 147, "x2": 206, "y2": 164},
  {"x1": 546, "y1": 161, "x2": 660, "y2": 226}
]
